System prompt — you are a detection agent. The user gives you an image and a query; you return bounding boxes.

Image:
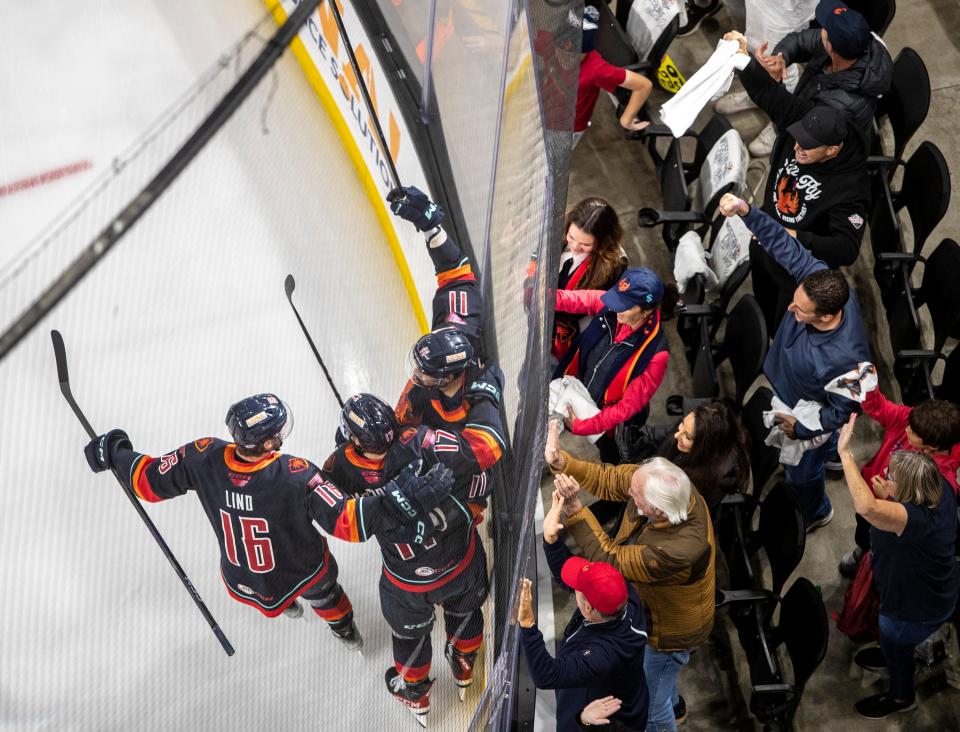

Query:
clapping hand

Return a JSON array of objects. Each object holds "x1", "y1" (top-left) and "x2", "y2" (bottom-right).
[
  {"x1": 755, "y1": 42, "x2": 786, "y2": 81},
  {"x1": 871, "y1": 473, "x2": 895, "y2": 499},
  {"x1": 554, "y1": 473, "x2": 584, "y2": 516},
  {"x1": 543, "y1": 489, "x2": 565, "y2": 544},
  {"x1": 581, "y1": 696, "x2": 623, "y2": 726}
]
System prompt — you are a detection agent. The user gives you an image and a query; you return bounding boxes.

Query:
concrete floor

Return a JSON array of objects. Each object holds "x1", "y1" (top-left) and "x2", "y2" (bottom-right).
[{"x1": 543, "y1": 0, "x2": 960, "y2": 729}]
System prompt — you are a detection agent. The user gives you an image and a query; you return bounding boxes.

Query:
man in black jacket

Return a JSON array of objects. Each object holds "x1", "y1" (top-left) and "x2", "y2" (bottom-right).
[
  {"x1": 752, "y1": 0, "x2": 892, "y2": 134},
  {"x1": 517, "y1": 491, "x2": 649, "y2": 732},
  {"x1": 727, "y1": 30, "x2": 870, "y2": 330}
]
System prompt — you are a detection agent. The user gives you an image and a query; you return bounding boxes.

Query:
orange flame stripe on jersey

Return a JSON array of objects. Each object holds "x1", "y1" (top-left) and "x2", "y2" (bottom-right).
[
  {"x1": 131, "y1": 456, "x2": 162, "y2": 502},
  {"x1": 436, "y1": 262, "x2": 476, "y2": 287},
  {"x1": 332, "y1": 500, "x2": 362, "y2": 543},
  {"x1": 223, "y1": 445, "x2": 280, "y2": 472},
  {"x1": 451, "y1": 634, "x2": 483, "y2": 654},
  {"x1": 430, "y1": 398, "x2": 469, "y2": 422},
  {"x1": 312, "y1": 593, "x2": 353, "y2": 622},
  {"x1": 462, "y1": 427, "x2": 503, "y2": 470}
]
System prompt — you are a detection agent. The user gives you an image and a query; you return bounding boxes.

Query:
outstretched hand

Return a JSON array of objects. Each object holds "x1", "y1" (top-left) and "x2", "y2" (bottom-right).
[
  {"x1": 517, "y1": 578, "x2": 536, "y2": 628},
  {"x1": 554, "y1": 474, "x2": 583, "y2": 516},
  {"x1": 581, "y1": 696, "x2": 623, "y2": 725},
  {"x1": 543, "y1": 489, "x2": 565, "y2": 544},
  {"x1": 545, "y1": 416, "x2": 564, "y2": 470},
  {"x1": 838, "y1": 412, "x2": 858, "y2": 457}
]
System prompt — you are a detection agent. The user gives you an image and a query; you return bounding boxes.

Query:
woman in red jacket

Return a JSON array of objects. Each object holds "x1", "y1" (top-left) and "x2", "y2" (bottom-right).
[
  {"x1": 553, "y1": 197, "x2": 628, "y2": 362},
  {"x1": 837, "y1": 388, "x2": 960, "y2": 578},
  {"x1": 554, "y1": 267, "x2": 678, "y2": 465}
]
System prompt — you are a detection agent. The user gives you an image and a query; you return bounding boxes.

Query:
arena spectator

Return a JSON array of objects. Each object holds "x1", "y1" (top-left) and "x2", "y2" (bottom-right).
[
  {"x1": 553, "y1": 267, "x2": 678, "y2": 465},
  {"x1": 554, "y1": 198, "x2": 629, "y2": 362},
  {"x1": 838, "y1": 389, "x2": 960, "y2": 577},
  {"x1": 719, "y1": 192, "x2": 871, "y2": 530},
  {"x1": 518, "y1": 496, "x2": 649, "y2": 732},
  {"x1": 837, "y1": 415, "x2": 959, "y2": 720},
  {"x1": 754, "y1": 0, "x2": 892, "y2": 135},
  {"x1": 715, "y1": 0, "x2": 817, "y2": 155},
  {"x1": 616, "y1": 399, "x2": 751, "y2": 516},
  {"x1": 545, "y1": 436, "x2": 715, "y2": 732},
  {"x1": 575, "y1": 6, "x2": 653, "y2": 147}
]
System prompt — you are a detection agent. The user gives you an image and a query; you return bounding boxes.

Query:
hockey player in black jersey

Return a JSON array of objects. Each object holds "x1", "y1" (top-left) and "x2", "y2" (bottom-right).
[
  {"x1": 326, "y1": 393, "x2": 491, "y2": 725},
  {"x1": 82, "y1": 393, "x2": 453, "y2": 655},
  {"x1": 387, "y1": 186, "x2": 506, "y2": 468}
]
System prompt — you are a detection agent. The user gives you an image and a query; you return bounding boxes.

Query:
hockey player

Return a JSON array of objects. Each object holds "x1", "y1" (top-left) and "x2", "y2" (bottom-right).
[
  {"x1": 386, "y1": 186, "x2": 506, "y2": 474},
  {"x1": 83, "y1": 393, "x2": 453, "y2": 654},
  {"x1": 326, "y1": 393, "x2": 491, "y2": 726}
]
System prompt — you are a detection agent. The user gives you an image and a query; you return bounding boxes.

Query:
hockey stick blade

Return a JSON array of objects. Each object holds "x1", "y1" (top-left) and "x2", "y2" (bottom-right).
[
  {"x1": 284, "y1": 275, "x2": 345, "y2": 409},
  {"x1": 50, "y1": 330, "x2": 235, "y2": 657}
]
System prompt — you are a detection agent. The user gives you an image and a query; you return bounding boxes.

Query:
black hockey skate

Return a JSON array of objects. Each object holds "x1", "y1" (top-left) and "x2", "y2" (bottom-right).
[
  {"x1": 282, "y1": 599, "x2": 304, "y2": 619},
  {"x1": 329, "y1": 617, "x2": 364, "y2": 653},
  {"x1": 444, "y1": 642, "x2": 478, "y2": 702},
  {"x1": 385, "y1": 667, "x2": 433, "y2": 728}
]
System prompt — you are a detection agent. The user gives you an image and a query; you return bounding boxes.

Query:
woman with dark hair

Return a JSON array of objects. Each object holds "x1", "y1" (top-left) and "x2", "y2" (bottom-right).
[
  {"x1": 554, "y1": 267, "x2": 679, "y2": 465},
  {"x1": 554, "y1": 197, "x2": 629, "y2": 361},
  {"x1": 838, "y1": 414, "x2": 959, "y2": 721},
  {"x1": 622, "y1": 400, "x2": 751, "y2": 514}
]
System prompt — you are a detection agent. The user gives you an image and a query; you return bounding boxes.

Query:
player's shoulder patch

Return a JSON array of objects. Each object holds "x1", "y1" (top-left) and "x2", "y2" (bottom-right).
[
  {"x1": 420, "y1": 428, "x2": 437, "y2": 450},
  {"x1": 399, "y1": 427, "x2": 418, "y2": 446},
  {"x1": 194, "y1": 437, "x2": 215, "y2": 453},
  {"x1": 322, "y1": 453, "x2": 336, "y2": 472},
  {"x1": 288, "y1": 457, "x2": 310, "y2": 473}
]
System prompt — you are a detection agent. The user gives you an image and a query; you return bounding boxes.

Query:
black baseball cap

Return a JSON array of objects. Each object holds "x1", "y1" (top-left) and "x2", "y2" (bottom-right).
[
  {"x1": 787, "y1": 106, "x2": 848, "y2": 149},
  {"x1": 815, "y1": 0, "x2": 871, "y2": 58}
]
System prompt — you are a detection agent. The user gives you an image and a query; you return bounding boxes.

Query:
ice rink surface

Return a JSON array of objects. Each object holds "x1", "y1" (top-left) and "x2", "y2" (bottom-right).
[{"x1": 0, "y1": 2, "x2": 478, "y2": 729}]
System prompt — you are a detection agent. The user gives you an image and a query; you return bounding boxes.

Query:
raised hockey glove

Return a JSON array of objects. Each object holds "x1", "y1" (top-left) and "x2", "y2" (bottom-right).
[
  {"x1": 387, "y1": 186, "x2": 445, "y2": 231},
  {"x1": 465, "y1": 364, "x2": 504, "y2": 406},
  {"x1": 385, "y1": 461, "x2": 454, "y2": 524},
  {"x1": 84, "y1": 429, "x2": 132, "y2": 473}
]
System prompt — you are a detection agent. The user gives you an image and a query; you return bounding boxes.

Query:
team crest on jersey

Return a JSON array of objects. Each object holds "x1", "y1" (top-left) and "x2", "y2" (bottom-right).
[
  {"x1": 848, "y1": 213, "x2": 864, "y2": 230},
  {"x1": 288, "y1": 457, "x2": 309, "y2": 473},
  {"x1": 194, "y1": 437, "x2": 213, "y2": 453},
  {"x1": 399, "y1": 428, "x2": 417, "y2": 446}
]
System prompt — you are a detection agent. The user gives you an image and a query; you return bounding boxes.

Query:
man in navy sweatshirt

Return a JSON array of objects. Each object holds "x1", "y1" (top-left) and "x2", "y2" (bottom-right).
[
  {"x1": 719, "y1": 193, "x2": 872, "y2": 531},
  {"x1": 517, "y1": 491, "x2": 649, "y2": 731}
]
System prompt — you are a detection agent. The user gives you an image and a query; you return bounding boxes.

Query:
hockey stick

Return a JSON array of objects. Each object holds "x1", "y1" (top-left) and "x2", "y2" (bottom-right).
[
  {"x1": 50, "y1": 330, "x2": 235, "y2": 657},
  {"x1": 325, "y1": 0, "x2": 400, "y2": 189},
  {"x1": 284, "y1": 275, "x2": 345, "y2": 409}
]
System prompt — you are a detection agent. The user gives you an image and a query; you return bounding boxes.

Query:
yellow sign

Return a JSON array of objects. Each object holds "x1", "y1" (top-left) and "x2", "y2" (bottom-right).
[{"x1": 657, "y1": 53, "x2": 686, "y2": 94}]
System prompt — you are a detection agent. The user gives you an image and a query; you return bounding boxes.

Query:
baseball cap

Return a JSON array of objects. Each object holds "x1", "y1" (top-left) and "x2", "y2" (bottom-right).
[
  {"x1": 561, "y1": 557, "x2": 628, "y2": 615},
  {"x1": 787, "y1": 105, "x2": 848, "y2": 149},
  {"x1": 600, "y1": 267, "x2": 665, "y2": 312},
  {"x1": 581, "y1": 6, "x2": 599, "y2": 53},
  {"x1": 815, "y1": 0, "x2": 871, "y2": 59}
]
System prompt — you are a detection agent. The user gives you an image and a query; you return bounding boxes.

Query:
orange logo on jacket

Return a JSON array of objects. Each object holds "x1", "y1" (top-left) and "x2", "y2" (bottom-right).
[{"x1": 288, "y1": 457, "x2": 309, "y2": 473}]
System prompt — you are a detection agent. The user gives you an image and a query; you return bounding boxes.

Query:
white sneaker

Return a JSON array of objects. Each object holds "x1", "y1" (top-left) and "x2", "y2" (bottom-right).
[
  {"x1": 749, "y1": 122, "x2": 776, "y2": 157},
  {"x1": 715, "y1": 90, "x2": 757, "y2": 115}
]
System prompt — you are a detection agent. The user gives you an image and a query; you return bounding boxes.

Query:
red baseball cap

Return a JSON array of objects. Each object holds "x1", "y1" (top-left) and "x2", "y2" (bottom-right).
[{"x1": 561, "y1": 557, "x2": 628, "y2": 615}]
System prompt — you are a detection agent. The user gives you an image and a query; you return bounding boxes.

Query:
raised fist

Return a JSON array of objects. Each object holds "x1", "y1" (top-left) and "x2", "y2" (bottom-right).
[
  {"x1": 84, "y1": 429, "x2": 132, "y2": 473},
  {"x1": 387, "y1": 186, "x2": 445, "y2": 231}
]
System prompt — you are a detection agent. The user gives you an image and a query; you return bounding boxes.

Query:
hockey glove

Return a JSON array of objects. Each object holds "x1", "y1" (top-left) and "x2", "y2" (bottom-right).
[
  {"x1": 386, "y1": 186, "x2": 445, "y2": 231},
  {"x1": 465, "y1": 364, "x2": 504, "y2": 406},
  {"x1": 385, "y1": 461, "x2": 454, "y2": 522},
  {"x1": 84, "y1": 429, "x2": 132, "y2": 473}
]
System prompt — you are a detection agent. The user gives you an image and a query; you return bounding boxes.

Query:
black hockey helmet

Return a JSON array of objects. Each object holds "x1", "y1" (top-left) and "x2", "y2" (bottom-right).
[
  {"x1": 339, "y1": 393, "x2": 400, "y2": 454},
  {"x1": 407, "y1": 326, "x2": 474, "y2": 386},
  {"x1": 225, "y1": 393, "x2": 292, "y2": 451}
]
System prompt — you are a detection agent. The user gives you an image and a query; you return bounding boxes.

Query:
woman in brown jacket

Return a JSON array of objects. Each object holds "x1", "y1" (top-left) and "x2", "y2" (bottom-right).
[{"x1": 546, "y1": 419, "x2": 715, "y2": 732}]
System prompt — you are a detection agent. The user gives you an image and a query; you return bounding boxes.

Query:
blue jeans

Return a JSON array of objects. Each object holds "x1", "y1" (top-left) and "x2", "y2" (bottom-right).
[
  {"x1": 879, "y1": 612, "x2": 951, "y2": 703},
  {"x1": 643, "y1": 646, "x2": 691, "y2": 732},
  {"x1": 784, "y1": 431, "x2": 838, "y2": 525}
]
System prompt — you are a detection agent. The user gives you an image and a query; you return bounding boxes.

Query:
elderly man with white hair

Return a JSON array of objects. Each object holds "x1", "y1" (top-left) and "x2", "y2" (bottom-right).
[{"x1": 545, "y1": 419, "x2": 716, "y2": 732}]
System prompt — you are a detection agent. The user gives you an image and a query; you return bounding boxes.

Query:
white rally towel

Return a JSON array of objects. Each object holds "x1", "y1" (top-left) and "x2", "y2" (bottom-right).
[
  {"x1": 762, "y1": 396, "x2": 831, "y2": 467},
  {"x1": 548, "y1": 377, "x2": 604, "y2": 444},
  {"x1": 660, "y1": 39, "x2": 750, "y2": 137},
  {"x1": 674, "y1": 231, "x2": 718, "y2": 293}
]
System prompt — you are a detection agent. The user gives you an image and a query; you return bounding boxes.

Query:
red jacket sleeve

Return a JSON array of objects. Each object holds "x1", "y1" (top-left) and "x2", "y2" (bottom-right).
[
  {"x1": 862, "y1": 388, "x2": 911, "y2": 434},
  {"x1": 555, "y1": 288, "x2": 606, "y2": 316},
  {"x1": 570, "y1": 351, "x2": 669, "y2": 435}
]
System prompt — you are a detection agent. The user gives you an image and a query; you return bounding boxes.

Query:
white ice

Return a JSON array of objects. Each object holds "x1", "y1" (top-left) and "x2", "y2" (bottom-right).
[{"x1": 0, "y1": 2, "x2": 478, "y2": 729}]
